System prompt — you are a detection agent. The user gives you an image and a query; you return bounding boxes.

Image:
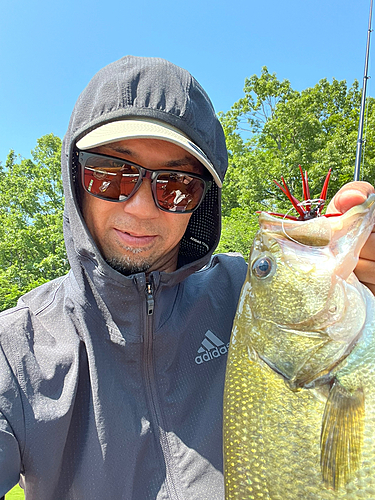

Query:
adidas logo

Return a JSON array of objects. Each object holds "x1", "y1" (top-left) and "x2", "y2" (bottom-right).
[{"x1": 194, "y1": 330, "x2": 229, "y2": 365}]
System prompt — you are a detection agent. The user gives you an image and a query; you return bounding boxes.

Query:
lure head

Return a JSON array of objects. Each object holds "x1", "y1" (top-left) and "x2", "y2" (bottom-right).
[{"x1": 269, "y1": 166, "x2": 335, "y2": 221}]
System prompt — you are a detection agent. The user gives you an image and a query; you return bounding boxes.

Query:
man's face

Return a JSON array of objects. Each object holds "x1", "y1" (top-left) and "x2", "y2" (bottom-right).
[{"x1": 80, "y1": 138, "x2": 205, "y2": 275}]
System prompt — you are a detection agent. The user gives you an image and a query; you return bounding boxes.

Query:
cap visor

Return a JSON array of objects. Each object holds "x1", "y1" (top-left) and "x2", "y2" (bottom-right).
[{"x1": 76, "y1": 119, "x2": 222, "y2": 187}]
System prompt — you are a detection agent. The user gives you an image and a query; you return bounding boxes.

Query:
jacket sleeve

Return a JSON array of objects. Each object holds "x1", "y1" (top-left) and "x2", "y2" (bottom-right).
[
  {"x1": 0, "y1": 342, "x2": 22, "y2": 496},
  {"x1": 0, "y1": 413, "x2": 21, "y2": 495}
]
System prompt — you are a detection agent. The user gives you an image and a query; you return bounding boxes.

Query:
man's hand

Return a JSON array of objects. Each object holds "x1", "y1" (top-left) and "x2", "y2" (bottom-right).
[{"x1": 327, "y1": 181, "x2": 375, "y2": 295}]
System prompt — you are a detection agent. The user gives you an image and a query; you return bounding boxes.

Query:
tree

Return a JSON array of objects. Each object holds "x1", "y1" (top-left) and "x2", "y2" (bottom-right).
[
  {"x1": 2, "y1": 73, "x2": 374, "y2": 307},
  {"x1": 0, "y1": 134, "x2": 68, "y2": 311},
  {"x1": 217, "y1": 67, "x2": 375, "y2": 256}
]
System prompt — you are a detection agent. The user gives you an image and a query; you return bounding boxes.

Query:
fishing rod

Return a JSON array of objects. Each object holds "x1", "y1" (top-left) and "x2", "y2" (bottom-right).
[{"x1": 354, "y1": 0, "x2": 373, "y2": 181}]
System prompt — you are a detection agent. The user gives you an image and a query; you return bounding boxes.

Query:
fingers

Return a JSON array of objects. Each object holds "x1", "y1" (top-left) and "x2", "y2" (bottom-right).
[
  {"x1": 327, "y1": 181, "x2": 375, "y2": 215},
  {"x1": 358, "y1": 231, "x2": 375, "y2": 261},
  {"x1": 354, "y1": 255, "x2": 375, "y2": 296},
  {"x1": 327, "y1": 181, "x2": 375, "y2": 296},
  {"x1": 357, "y1": 225, "x2": 375, "y2": 296}
]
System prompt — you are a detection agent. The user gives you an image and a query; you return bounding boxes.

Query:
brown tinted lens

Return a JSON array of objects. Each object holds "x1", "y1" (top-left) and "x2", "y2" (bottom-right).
[
  {"x1": 155, "y1": 172, "x2": 205, "y2": 212},
  {"x1": 83, "y1": 158, "x2": 140, "y2": 201},
  {"x1": 118, "y1": 164, "x2": 140, "y2": 199}
]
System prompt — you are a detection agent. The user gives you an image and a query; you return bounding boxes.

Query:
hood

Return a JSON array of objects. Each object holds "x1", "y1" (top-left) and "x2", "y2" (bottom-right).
[{"x1": 61, "y1": 56, "x2": 227, "y2": 293}]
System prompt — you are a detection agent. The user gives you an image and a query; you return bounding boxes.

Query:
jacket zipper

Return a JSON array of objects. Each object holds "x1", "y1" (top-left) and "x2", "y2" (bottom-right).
[
  {"x1": 145, "y1": 282, "x2": 154, "y2": 316},
  {"x1": 143, "y1": 278, "x2": 180, "y2": 499}
]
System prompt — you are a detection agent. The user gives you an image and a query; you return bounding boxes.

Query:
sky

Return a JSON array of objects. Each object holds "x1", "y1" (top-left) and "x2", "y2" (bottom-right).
[{"x1": 0, "y1": 0, "x2": 373, "y2": 165}]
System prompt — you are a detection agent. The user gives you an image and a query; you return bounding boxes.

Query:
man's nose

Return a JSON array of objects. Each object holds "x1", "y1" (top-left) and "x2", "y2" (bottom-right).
[{"x1": 122, "y1": 178, "x2": 160, "y2": 218}]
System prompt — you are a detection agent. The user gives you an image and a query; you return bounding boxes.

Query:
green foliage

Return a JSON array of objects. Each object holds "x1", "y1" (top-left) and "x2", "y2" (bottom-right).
[
  {"x1": 0, "y1": 134, "x2": 68, "y2": 311},
  {"x1": 217, "y1": 67, "x2": 375, "y2": 257},
  {"x1": 2, "y1": 71, "x2": 374, "y2": 305},
  {"x1": 219, "y1": 208, "x2": 259, "y2": 259}
]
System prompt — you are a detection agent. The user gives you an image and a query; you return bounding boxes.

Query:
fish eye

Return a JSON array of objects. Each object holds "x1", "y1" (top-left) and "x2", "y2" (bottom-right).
[{"x1": 252, "y1": 256, "x2": 274, "y2": 279}]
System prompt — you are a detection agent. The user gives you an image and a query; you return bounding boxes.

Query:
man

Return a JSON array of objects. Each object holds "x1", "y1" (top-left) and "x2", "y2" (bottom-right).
[{"x1": 0, "y1": 56, "x2": 374, "y2": 499}]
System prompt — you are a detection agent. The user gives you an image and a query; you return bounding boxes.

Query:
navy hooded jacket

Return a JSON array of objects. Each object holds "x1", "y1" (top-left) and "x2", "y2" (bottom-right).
[{"x1": 0, "y1": 56, "x2": 247, "y2": 499}]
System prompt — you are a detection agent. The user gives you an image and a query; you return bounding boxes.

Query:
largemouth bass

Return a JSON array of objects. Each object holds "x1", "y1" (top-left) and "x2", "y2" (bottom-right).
[{"x1": 224, "y1": 194, "x2": 375, "y2": 499}]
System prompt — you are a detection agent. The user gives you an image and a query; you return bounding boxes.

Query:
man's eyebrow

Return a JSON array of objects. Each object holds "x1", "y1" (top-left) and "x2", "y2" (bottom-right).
[
  {"x1": 164, "y1": 157, "x2": 202, "y2": 172},
  {"x1": 109, "y1": 145, "x2": 134, "y2": 156}
]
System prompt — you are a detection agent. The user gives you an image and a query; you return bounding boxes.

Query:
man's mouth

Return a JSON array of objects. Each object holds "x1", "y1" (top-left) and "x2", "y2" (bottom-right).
[{"x1": 114, "y1": 229, "x2": 157, "y2": 247}]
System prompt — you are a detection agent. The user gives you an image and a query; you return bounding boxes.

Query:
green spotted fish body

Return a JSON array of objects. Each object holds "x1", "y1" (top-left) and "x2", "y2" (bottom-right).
[{"x1": 224, "y1": 195, "x2": 375, "y2": 499}]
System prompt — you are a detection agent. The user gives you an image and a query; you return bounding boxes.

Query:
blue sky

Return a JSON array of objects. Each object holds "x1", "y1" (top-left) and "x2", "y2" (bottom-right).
[{"x1": 0, "y1": 0, "x2": 373, "y2": 165}]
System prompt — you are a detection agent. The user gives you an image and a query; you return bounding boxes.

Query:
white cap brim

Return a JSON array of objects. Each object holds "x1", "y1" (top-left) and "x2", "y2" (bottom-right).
[{"x1": 76, "y1": 118, "x2": 222, "y2": 187}]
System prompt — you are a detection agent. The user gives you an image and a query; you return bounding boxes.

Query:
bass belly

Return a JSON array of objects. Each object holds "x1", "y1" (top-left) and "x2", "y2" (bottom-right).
[{"x1": 223, "y1": 322, "x2": 375, "y2": 500}]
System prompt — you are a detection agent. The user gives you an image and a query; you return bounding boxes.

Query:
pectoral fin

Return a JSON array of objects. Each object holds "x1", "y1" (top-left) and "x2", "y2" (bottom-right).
[{"x1": 320, "y1": 380, "x2": 364, "y2": 490}]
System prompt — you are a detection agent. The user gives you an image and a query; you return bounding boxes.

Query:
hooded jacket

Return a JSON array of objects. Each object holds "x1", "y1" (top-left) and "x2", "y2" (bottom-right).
[{"x1": 0, "y1": 56, "x2": 247, "y2": 499}]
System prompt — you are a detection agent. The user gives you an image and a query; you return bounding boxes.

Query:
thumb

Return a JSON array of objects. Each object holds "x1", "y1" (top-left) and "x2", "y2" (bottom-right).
[{"x1": 327, "y1": 181, "x2": 375, "y2": 215}]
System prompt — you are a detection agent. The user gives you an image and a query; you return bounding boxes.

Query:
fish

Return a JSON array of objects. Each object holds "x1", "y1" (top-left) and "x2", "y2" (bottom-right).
[{"x1": 223, "y1": 192, "x2": 375, "y2": 499}]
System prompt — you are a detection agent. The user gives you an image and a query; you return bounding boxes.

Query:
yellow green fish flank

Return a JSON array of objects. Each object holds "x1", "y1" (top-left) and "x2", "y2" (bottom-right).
[{"x1": 224, "y1": 195, "x2": 375, "y2": 499}]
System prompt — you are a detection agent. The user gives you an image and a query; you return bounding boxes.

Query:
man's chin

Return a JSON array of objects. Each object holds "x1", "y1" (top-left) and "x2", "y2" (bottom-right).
[{"x1": 105, "y1": 256, "x2": 152, "y2": 276}]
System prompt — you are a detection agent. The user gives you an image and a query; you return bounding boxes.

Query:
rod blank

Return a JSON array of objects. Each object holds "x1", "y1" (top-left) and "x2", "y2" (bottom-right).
[{"x1": 354, "y1": 0, "x2": 373, "y2": 181}]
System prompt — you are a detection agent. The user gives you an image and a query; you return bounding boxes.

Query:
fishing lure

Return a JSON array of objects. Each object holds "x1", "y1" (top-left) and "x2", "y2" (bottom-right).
[{"x1": 268, "y1": 165, "x2": 341, "y2": 221}]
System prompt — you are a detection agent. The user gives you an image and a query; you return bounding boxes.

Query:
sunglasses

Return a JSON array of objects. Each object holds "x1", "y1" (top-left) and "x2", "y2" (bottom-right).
[{"x1": 78, "y1": 151, "x2": 212, "y2": 214}]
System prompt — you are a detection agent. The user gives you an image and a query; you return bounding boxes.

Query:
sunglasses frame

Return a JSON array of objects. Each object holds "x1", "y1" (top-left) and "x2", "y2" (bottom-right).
[{"x1": 78, "y1": 151, "x2": 212, "y2": 214}]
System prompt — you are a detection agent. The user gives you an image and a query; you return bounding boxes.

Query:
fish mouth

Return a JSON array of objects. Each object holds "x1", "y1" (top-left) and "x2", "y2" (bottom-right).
[
  {"x1": 258, "y1": 193, "x2": 375, "y2": 249},
  {"x1": 256, "y1": 193, "x2": 375, "y2": 282},
  {"x1": 258, "y1": 212, "x2": 332, "y2": 247}
]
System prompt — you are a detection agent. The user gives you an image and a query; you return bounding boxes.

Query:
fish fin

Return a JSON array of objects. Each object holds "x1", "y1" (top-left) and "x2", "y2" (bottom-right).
[
  {"x1": 320, "y1": 380, "x2": 365, "y2": 490},
  {"x1": 257, "y1": 353, "x2": 290, "y2": 381}
]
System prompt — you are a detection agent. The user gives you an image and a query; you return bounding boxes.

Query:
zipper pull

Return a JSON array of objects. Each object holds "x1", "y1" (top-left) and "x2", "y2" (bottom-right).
[{"x1": 145, "y1": 282, "x2": 154, "y2": 316}]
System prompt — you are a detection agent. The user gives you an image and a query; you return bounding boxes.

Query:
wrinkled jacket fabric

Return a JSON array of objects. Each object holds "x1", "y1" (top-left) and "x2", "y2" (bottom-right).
[{"x1": 0, "y1": 56, "x2": 247, "y2": 499}]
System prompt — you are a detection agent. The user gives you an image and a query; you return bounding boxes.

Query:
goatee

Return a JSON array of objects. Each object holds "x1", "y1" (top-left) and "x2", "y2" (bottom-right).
[{"x1": 105, "y1": 255, "x2": 152, "y2": 276}]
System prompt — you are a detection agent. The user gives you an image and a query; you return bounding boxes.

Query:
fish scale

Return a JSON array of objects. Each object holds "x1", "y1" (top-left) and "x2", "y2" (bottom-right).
[{"x1": 224, "y1": 195, "x2": 375, "y2": 499}]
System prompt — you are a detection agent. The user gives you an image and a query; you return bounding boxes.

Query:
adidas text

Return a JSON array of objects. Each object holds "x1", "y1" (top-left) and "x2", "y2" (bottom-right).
[
  {"x1": 195, "y1": 330, "x2": 229, "y2": 365},
  {"x1": 195, "y1": 343, "x2": 230, "y2": 365}
]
